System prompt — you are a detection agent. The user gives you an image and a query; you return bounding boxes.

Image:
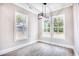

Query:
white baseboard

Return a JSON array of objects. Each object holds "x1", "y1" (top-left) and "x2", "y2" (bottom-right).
[
  {"x1": 38, "y1": 40, "x2": 79, "y2": 56},
  {"x1": 38, "y1": 40, "x2": 74, "y2": 49},
  {"x1": 0, "y1": 40, "x2": 78, "y2": 56},
  {"x1": 73, "y1": 48, "x2": 79, "y2": 56},
  {"x1": 0, "y1": 40, "x2": 37, "y2": 55}
]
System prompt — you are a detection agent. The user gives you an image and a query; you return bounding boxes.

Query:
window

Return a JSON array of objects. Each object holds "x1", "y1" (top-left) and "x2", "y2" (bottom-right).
[
  {"x1": 14, "y1": 12, "x2": 28, "y2": 41},
  {"x1": 53, "y1": 14, "x2": 65, "y2": 39},
  {"x1": 53, "y1": 16, "x2": 63, "y2": 33},
  {"x1": 41, "y1": 17, "x2": 51, "y2": 37},
  {"x1": 44, "y1": 20, "x2": 50, "y2": 32}
]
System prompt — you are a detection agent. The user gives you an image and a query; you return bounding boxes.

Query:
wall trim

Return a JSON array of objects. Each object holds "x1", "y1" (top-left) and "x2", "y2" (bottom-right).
[
  {"x1": 38, "y1": 40, "x2": 74, "y2": 49},
  {"x1": 0, "y1": 40, "x2": 38, "y2": 55},
  {"x1": 73, "y1": 48, "x2": 79, "y2": 56},
  {"x1": 38, "y1": 40, "x2": 78, "y2": 56},
  {"x1": 0, "y1": 40, "x2": 78, "y2": 56},
  {"x1": 13, "y1": 3, "x2": 39, "y2": 15}
]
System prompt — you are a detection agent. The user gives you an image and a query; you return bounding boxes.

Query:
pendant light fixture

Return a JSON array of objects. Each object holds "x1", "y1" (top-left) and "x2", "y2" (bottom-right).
[
  {"x1": 42, "y1": 3, "x2": 47, "y2": 17},
  {"x1": 38, "y1": 3, "x2": 47, "y2": 20}
]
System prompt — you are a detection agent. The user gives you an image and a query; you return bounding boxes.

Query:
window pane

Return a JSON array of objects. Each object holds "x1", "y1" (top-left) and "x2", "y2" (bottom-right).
[
  {"x1": 53, "y1": 14, "x2": 65, "y2": 40},
  {"x1": 44, "y1": 20, "x2": 50, "y2": 32},
  {"x1": 48, "y1": 27, "x2": 50, "y2": 32},
  {"x1": 54, "y1": 28, "x2": 58, "y2": 32},
  {"x1": 15, "y1": 12, "x2": 28, "y2": 41},
  {"x1": 59, "y1": 28, "x2": 63, "y2": 32}
]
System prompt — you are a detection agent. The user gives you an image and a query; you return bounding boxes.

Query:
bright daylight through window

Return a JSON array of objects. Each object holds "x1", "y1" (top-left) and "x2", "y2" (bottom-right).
[
  {"x1": 15, "y1": 12, "x2": 28, "y2": 41},
  {"x1": 53, "y1": 14, "x2": 65, "y2": 40}
]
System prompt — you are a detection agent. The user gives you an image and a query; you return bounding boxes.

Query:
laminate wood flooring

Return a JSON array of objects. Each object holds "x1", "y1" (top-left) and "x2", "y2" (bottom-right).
[{"x1": 2, "y1": 42, "x2": 74, "y2": 56}]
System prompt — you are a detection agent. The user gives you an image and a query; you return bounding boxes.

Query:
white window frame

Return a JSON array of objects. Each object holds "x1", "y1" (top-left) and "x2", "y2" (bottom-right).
[
  {"x1": 52, "y1": 14, "x2": 65, "y2": 40},
  {"x1": 14, "y1": 11, "x2": 28, "y2": 41}
]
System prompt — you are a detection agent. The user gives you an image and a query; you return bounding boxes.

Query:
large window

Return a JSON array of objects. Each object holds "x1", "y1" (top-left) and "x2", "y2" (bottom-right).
[
  {"x1": 53, "y1": 14, "x2": 65, "y2": 39},
  {"x1": 14, "y1": 12, "x2": 28, "y2": 41},
  {"x1": 41, "y1": 17, "x2": 51, "y2": 37},
  {"x1": 39, "y1": 14, "x2": 65, "y2": 39},
  {"x1": 53, "y1": 16, "x2": 63, "y2": 33},
  {"x1": 44, "y1": 20, "x2": 50, "y2": 32}
]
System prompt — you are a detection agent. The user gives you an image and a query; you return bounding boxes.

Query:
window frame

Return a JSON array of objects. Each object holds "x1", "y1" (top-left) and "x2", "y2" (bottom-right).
[
  {"x1": 52, "y1": 14, "x2": 65, "y2": 40},
  {"x1": 14, "y1": 11, "x2": 28, "y2": 41},
  {"x1": 44, "y1": 20, "x2": 50, "y2": 32}
]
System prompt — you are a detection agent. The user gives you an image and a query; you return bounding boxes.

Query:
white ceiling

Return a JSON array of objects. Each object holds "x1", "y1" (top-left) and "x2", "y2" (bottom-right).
[
  {"x1": 14, "y1": 3, "x2": 73, "y2": 14},
  {"x1": 30, "y1": 3, "x2": 73, "y2": 13}
]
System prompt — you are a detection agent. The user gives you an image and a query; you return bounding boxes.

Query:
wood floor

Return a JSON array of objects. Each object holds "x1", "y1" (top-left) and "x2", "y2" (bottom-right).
[{"x1": 2, "y1": 42, "x2": 74, "y2": 56}]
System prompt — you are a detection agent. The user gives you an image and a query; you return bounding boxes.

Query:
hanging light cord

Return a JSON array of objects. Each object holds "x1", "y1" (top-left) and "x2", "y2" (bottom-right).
[{"x1": 43, "y1": 3, "x2": 47, "y2": 17}]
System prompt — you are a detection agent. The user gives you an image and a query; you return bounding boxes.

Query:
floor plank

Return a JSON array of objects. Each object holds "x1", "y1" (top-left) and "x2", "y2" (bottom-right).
[{"x1": 2, "y1": 42, "x2": 74, "y2": 56}]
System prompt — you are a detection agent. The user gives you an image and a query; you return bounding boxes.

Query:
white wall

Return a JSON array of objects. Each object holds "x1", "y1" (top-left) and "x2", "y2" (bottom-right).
[
  {"x1": 52, "y1": 6, "x2": 74, "y2": 45},
  {"x1": 73, "y1": 3, "x2": 79, "y2": 55},
  {"x1": 40, "y1": 6, "x2": 74, "y2": 46},
  {"x1": 0, "y1": 4, "x2": 38, "y2": 50}
]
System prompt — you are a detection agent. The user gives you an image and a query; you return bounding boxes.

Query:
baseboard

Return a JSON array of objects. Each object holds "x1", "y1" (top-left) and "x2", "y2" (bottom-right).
[
  {"x1": 0, "y1": 40, "x2": 78, "y2": 56},
  {"x1": 73, "y1": 48, "x2": 79, "y2": 56},
  {"x1": 38, "y1": 40, "x2": 79, "y2": 56},
  {"x1": 0, "y1": 40, "x2": 38, "y2": 55},
  {"x1": 38, "y1": 40, "x2": 74, "y2": 49}
]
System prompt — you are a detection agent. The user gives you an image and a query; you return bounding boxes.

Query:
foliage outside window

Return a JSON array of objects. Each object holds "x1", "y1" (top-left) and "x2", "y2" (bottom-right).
[
  {"x1": 44, "y1": 20, "x2": 50, "y2": 32},
  {"x1": 15, "y1": 12, "x2": 28, "y2": 41},
  {"x1": 53, "y1": 16, "x2": 63, "y2": 33},
  {"x1": 16, "y1": 14, "x2": 26, "y2": 32}
]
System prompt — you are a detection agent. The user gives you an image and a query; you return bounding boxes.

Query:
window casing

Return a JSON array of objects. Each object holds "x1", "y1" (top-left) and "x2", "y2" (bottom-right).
[
  {"x1": 14, "y1": 12, "x2": 28, "y2": 41},
  {"x1": 44, "y1": 20, "x2": 50, "y2": 32},
  {"x1": 52, "y1": 14, "x2": 65, "y2": 40}
]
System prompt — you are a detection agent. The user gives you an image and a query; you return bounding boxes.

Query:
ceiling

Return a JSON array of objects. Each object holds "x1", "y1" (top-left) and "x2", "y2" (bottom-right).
[
  {"x1": 29, "y1": 3, "x2": 73, "y2": 13},
  {"x1": 14, "y1": 3, "x2": 73, "y2": 14}
]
